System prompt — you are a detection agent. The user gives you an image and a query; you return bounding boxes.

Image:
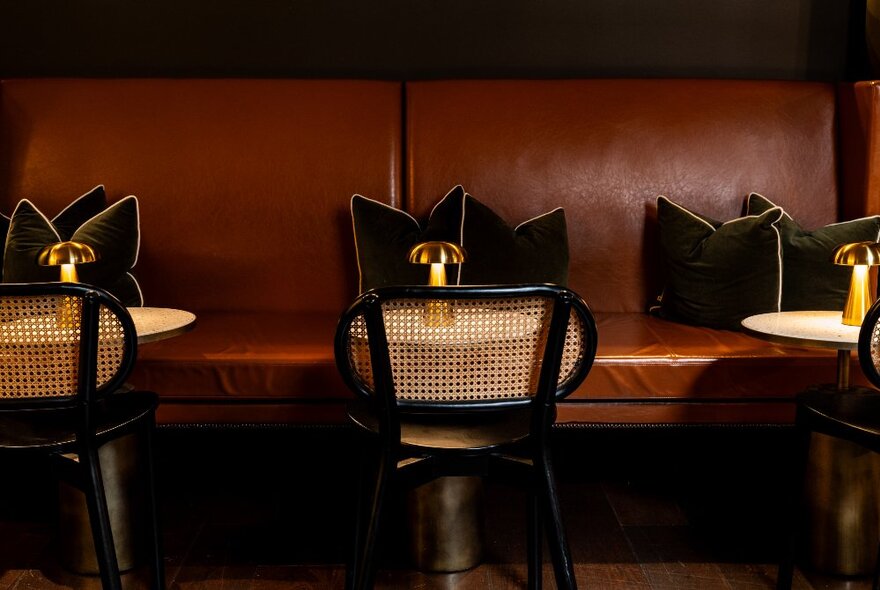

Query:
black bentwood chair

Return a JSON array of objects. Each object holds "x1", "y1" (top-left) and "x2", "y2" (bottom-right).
[
  {"x1": 0, "y1": 283, "x2": 164, "y2": 590},
  {"x1": 777, "y1": 298, "x2": 880, "y2": 590},
  {"x1": 335, "y1": 284, "x2": 598, "y2": 590}
]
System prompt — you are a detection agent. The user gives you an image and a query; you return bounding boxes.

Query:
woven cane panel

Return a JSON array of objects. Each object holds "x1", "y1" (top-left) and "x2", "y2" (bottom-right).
[
  {"x1": 0, "y1": 295, "x2": 127, "y2": 399},
  {"x1": 347, "y1": 296, "x2": 585, "y2": 402},
  {"x1": 871, "y1": 319, "x2": 880, "y2": 380}
]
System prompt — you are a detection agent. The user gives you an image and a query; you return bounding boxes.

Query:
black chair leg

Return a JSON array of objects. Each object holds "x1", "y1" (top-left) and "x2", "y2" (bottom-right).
[
  {"x1": 873, "y1": 540, "x2": 880, "y2": 590},
  {"x1": 142, "y1": 415, "x2": 166, "y2": 590},
  {"x1": 347, "y1": 444, "x2": 372, "y2": 590},
  {"x1": 351, "y1": 446, "x2": 395, "y2": 590},
  {"x1": 527, "y1": 483, "x2": 543, "y2": 590},
  {"x1": 81, "y1": 443, "x2": 123, "y2": 590},
  {"x1": 537, "y1": 451, "x2": 576, "y2": 590}
]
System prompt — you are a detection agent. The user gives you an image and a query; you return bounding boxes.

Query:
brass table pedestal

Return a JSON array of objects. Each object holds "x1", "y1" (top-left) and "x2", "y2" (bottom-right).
[
  {"x1": 59, "y1": 434, "x2": 141, "y2": 574},
  {"x1": 741, "y1": 312, "x2": 880, "y2": 574},
  {"x1": 407, "y1": 476, "x2": 485, "y2": 572},
  {"x1": 805, "y1": 430, "x2": 880, "y2": 575}
]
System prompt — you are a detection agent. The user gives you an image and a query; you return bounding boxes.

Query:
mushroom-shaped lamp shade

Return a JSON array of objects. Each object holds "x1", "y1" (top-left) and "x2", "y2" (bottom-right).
[
  {"x1": 37, "y1": 241, "x2": 99, "y2": 283},
  {"x1": 832, "y1": 240, "x2": 880, "y2": 326},
  {"x1": 407, "y1": 241, "x2": 467, "y2": 286}
]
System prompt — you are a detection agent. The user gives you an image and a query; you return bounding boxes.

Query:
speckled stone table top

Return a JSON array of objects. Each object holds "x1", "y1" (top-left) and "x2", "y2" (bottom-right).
[
  {"x1": 128, "y1": 307, "x2": 196, "y2": 344},
  {"x1": 741, "y1": 311, "x2": 861, "y2": 350}
]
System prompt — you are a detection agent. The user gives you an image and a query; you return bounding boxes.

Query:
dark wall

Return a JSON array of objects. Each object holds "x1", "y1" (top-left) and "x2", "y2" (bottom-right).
[{"x1": 0, "y1": 0, "x2": 862, "y2": 80}]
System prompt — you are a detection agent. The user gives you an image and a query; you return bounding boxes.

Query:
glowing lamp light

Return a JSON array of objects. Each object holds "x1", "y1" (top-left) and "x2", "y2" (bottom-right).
[
  {"x1": 407, "y1": 241, "x2": 467, "y2": 287},
  {"x1": 407, "y1": 241, "x2": 467, "y2": 326},
  {"x1": 832, "y1": 241, "x2": 880, "y2": 326},
  {"x1": 37, "y1": 241, "x2": 98, "y2": 283}
]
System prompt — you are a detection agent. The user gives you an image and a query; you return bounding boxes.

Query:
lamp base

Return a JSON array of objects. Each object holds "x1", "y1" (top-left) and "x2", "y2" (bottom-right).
[{"x1": 842, "y1": 265, "x2": 876, "y2": 326}]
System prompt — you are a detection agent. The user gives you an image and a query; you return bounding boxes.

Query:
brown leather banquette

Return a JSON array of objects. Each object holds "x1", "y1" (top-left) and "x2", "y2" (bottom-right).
[{"x1": 2, "y1": 78, "x2": 879, "y2": 426}]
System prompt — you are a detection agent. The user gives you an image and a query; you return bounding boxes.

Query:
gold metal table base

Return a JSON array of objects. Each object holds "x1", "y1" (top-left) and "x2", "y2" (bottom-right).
[
  {"x1": 407, "y1": 476, "x2": 484, "y2": 572},
  {"x1": 58, "y1": 433, "x2": 142, "y2": 574},
  {"x1": 805, "y1": 431, "x2": 880, "y2": 575}
]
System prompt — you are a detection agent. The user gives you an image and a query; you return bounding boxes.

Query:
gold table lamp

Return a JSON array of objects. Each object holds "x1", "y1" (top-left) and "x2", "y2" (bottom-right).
[
  {"x1": 38, "y1": 241, "x2": 99, "y2": 282},
  {"x1": 832, "y1": 240, "x2": 880, "y2": 326},
  {"x1": 37, "y1": 241, "x2": 99, "y2": 327},
  {"x1": 408, "y1": 241, "x2": 466, "y2": 326},
  {"x1": 408, "y1": 241, "x2": 467, "y2": 287}
]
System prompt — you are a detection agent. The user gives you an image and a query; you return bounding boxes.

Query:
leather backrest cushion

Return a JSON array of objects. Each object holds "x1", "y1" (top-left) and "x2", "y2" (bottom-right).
[
  {"x1": 0, "y1": 79, "x2": 402, "y2": 313},
  {"x1": 405, "y1": 80, "x2": 838, "y2": 313}
]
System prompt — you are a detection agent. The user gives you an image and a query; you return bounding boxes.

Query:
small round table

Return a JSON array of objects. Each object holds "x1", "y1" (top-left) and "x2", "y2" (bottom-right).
[
  {"x1": 742, "y1": 310, "x2": 879, "y2": 575},
  {"x1": 742, "y1": 311, "x2": 860, "y2": 390},
  {"x1": 128, "y1": 306, "x2": 197, "y2": 344},
  {"x1": 60, "y1": 306, "x2": 195, "y2": 575}
]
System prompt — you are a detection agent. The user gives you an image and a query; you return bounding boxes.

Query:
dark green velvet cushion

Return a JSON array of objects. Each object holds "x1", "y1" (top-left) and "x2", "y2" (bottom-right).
[
  {"x1": 657, "y1": 195, "x2": 783, "y2": 330},
  {"x1": 52, "y1": 185, "x2": 109, "y2": 239},
  {"x1": 0, "y1": 185, "x2": 105, "y2": 280},
  {"x1": 3, "y1": 192, "x2": 143, "y2": 306},
  {"x1": 352, "y1": 185, "x2": 464, "y2": 292},
  {"x1": 0, "y1": 212, "x2": 9, "y2": 275},
  {"x1": 747, "y1": 193, "x2": 880, "y2": 311},
  {"x1": 460, "y1": 194, "x2": 569, "y2": 286}
]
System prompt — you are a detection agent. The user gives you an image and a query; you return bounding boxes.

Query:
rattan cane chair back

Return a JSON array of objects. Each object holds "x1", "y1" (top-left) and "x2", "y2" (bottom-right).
[
  {"x1": 337, "y1": 285, "x2": 596, "y2": 409},
  {"x1": 0, "y1": 283, "x2": 135, "y2": 406},
  {"x1": 859, "y1": 298, "x2": 880, "y2": 390},
  {"x1": 0, "y1": 283, "x2": 163, "y2": 590}
]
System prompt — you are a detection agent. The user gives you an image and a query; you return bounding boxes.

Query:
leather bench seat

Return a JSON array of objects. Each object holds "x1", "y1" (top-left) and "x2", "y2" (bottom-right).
[
  {"x1": 5, "y1": 77, "x2": 880, "y2": 426},
  {"x1": 131, "y1": 311, "x2": 856, "y2": 425},
  {"x1": 130, "y1": 311, "x2": 350, "y2": 424}
]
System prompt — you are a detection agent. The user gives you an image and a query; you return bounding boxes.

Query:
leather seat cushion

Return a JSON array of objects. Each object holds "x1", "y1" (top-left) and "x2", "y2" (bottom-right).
[{"x1": 130, "y1": 311, "x2": 853, "y2": 412}]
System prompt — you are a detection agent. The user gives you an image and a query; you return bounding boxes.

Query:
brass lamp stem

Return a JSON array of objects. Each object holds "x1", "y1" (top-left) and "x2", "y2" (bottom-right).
[
  {"x1": 60, "y1": 264, "x2": 78, "y2": 283},
  {"x1": 426, "y1": 263, "x2": 452, "y2": 326},
  {"x1": 842, "y1": 265, "x2": 875, "y2": 326},
  {"x1": 428, "y1": 263, "x2": 447, "y2": 287}
]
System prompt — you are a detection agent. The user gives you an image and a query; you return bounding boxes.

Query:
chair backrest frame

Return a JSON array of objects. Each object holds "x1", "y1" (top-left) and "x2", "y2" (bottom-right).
[
  {"x1": 858, "y1": 297, "x2": 880, "y2": 390},
  {"x1": 0, "y1": 282, "x2": 137, "y2": 411},
  {"x1": 334, "y1": 284, "x2": 598, "y2": 419}
]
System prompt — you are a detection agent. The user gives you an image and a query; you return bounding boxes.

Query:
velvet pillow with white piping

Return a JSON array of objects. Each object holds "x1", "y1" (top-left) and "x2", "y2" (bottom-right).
[
  {"x1": 3, "y1": 188, "x2": 143, "y2": 306},
  {"x1": 656, "y1": 195, "x2": 784, "y2": 330},
  {"x1": 459, "y1": 193, "x2": 569, "y2": 286},
  {"x1": 0, "y1": 212, "x2": 9, "y2": 275},
  {"x1": 351, "y1": 185, "x2": 464, "y2": 292},
  {"x1": 747, "y1": 193, "x2": 880, "y2": 311}
]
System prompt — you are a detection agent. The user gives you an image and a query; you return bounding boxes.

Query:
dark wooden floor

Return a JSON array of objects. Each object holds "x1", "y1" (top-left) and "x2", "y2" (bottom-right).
[{"x1": 0, "y1": 427, "x2": 874, "y2": 589}]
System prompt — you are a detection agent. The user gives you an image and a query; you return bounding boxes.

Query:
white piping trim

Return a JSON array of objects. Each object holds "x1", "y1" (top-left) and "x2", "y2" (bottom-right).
[
  {"x1": 71, "y1": 195, "x2": 141, "y2": 268},
  {"x1": 659, "y1": 196, "x2": 785, "y2": 313},
  {"x1": 352, "y1": 194, "x2": 420, "y2": 227},
  {"x1": 51, "y1": 184, "x2": 105, "y2": 222},
  {"x1": 750, "y1": 192, "x2": 880, "y2": 230},
  {"x1": 456, "y1": 192, "x2": 465, "y2": 285},
  {"x1": 350, "y1": 196, "x2": 364, "y2": 293},
  {"x1": 822, "y1": 216, "x2": 880, "y2": 228},
  {"x1": 771, "y1": 218, "x2": 783, "y2": 312},
  {"x1": 351, "y1": 194, "x2": 421, "y2": 293},
  {"x1": 13, "y1": 199, "x2": 62, "y2": 242},
  {"x1": 657, "y1": 195, "x2": 716, "y2": 232},
  {"x1": 514, "y1": 206, "x2": 564, "y2": 231},
  {"x1": 748, "y1": 192, "x2": 794, "y2": 221},
  {"x1": 127, "y1": 272, "x2": 144, "y2": 306},
  {"x1": 723, "y1": 206, "x2": 785, "y2": 311},
  {"x1": 430, "y1": 185, "x2": 463, "y2": 219},
  {"x1": 718, "y1": 210, "x2": 778, "y2": 227}
]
